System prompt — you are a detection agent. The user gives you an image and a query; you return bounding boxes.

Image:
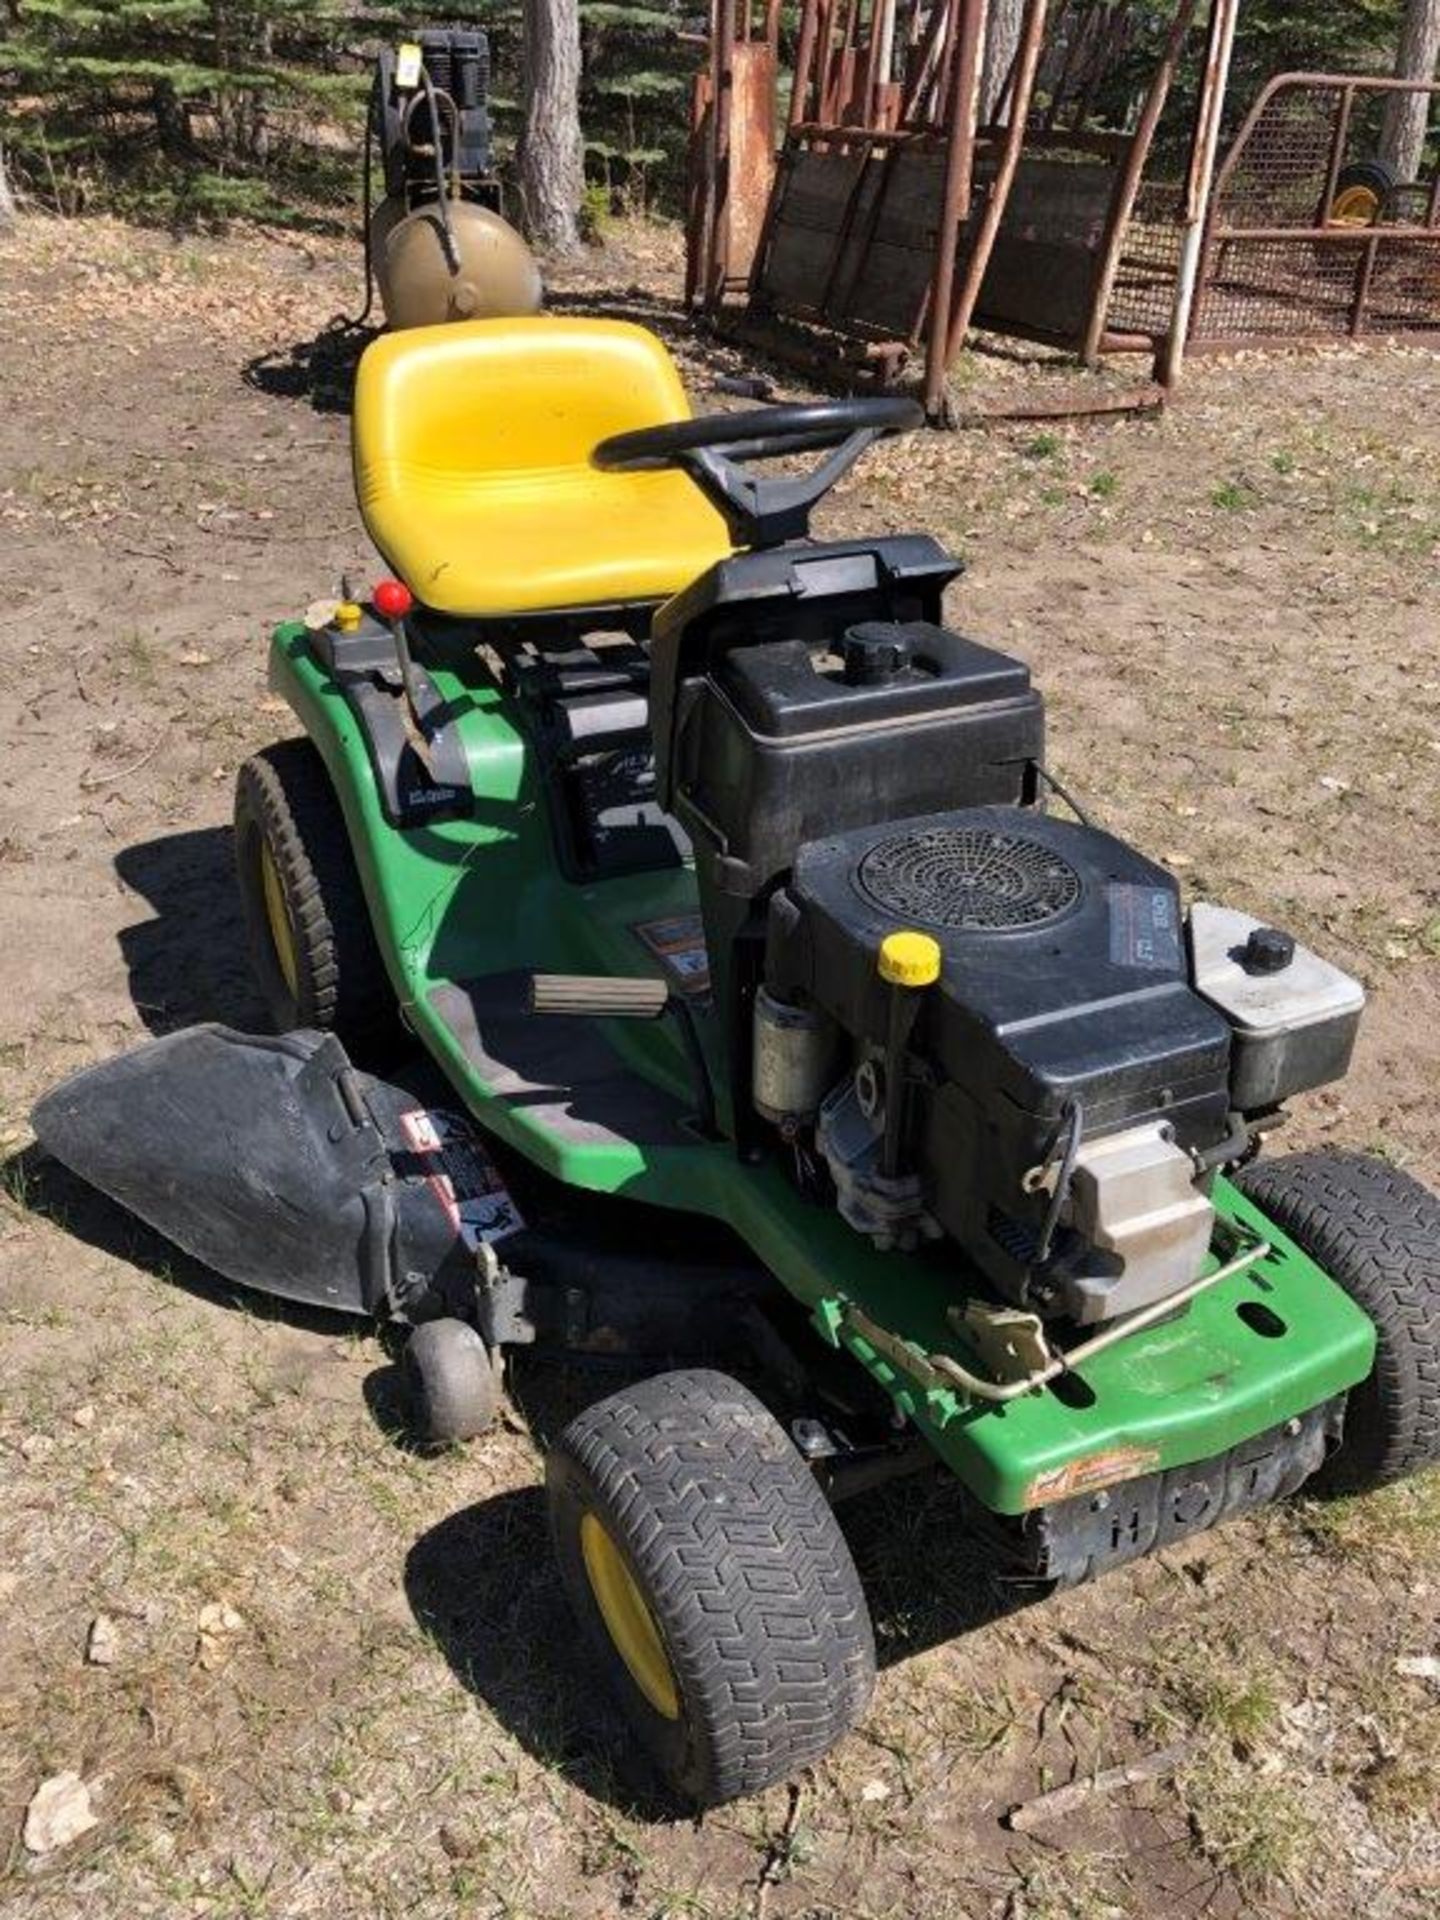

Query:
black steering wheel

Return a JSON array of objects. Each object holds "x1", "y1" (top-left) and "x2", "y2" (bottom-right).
[{"x1": 593, "y1": 397, "x2": 923, "y2": 550}]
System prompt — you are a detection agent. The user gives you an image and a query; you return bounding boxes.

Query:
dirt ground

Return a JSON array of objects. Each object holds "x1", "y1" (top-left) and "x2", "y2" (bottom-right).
[{"x1": 1, "y1": 215, "x2": 1437, "y2": 1920}]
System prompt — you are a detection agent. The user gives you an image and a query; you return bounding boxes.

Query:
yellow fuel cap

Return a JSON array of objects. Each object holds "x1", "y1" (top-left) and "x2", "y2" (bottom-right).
[
  {"x1": 878, "y1": 930, "x2": 942, "y2": 988},
  {"x1": 333, "y1": 600, "x2": 363, "y2": 633}
]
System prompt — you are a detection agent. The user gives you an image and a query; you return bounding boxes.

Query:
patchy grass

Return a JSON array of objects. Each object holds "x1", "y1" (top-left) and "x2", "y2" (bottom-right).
[
  {"x1": 1297, "y1": 1473, "x2": 1440, "y2": 1565},
  {"x1": 1179, "y1": 1750, "x2": 1319, "y2": 1893},
  {"x1": 1210, "y1": 476, "x2": 1259, "y2": 511}
]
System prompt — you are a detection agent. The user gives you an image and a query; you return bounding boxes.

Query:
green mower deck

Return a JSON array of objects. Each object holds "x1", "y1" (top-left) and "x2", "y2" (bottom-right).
[{"x1": 272, "y1": 623, "x2": 1378, "y2": 1515}]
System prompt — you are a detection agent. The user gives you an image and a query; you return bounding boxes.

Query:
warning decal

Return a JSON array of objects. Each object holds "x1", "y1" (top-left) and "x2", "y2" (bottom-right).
[
  {"x1": 1024, "y1": 1445, "x2": 1162, "y2": 1509},
  {"x1": 398, "y1": 1108, "x2": 524, "y2": 1250},
  {"x1": 632, "y1": 913, "x2": 711, "y2": 997}
]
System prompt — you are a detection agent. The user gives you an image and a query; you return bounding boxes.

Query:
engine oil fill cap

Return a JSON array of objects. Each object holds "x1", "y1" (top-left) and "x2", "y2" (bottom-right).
[{"x1": 878, "y1": 930, "x2": 942, "y2": 988}]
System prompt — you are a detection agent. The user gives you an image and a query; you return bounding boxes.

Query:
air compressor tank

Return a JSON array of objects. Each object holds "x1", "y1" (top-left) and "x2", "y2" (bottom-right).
[{"x1": 370, "y1": 193, "x2": 543, "y2": 331}]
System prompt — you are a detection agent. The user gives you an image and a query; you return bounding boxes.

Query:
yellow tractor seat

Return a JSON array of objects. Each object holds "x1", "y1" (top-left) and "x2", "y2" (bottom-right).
[{"x1": 352, "y1": 317, "x2": 735, "y2": 619}]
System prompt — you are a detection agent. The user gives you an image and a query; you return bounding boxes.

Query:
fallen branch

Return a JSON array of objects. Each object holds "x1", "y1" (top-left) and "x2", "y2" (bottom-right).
[
  {"x1": 754, "y1": 1780, "x2": 805, "y2": 1919},
  {"x1": 71, "y1": 645, "x2": 95, "y2": 705},
  {"x1": 120, "y1": 545, "x2": 185, "y2": 576},
  {"x1": 79, "y1": 734, "x2": 164, "y2": 791},
  {"x1": 1004, "y1": 1738, "x2": 1198, "y2": 1833}
]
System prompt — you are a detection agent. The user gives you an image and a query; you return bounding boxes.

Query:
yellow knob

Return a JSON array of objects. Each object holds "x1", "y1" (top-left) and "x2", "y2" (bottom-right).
[
  {"x1": 878, "y1": 930, "x2": 942, "y2": 988},
  {"x1": 333, "y1": 600, "x2": 363, "y2": 633}
]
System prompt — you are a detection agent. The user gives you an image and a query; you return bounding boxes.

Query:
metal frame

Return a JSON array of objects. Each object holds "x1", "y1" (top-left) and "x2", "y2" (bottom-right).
[
  {"x1": 1188, "y1": 71, "x2": 1440, "y2": 357},
  {"x1": 964, "y1": 0, "x2": 1242, "y2": 386},
  {"x1": 688, "y1": 0, "x2": 1053, "y2": 417},
  {"x1": 685, "y1": 0, "x2": 783, "y2": 310}
]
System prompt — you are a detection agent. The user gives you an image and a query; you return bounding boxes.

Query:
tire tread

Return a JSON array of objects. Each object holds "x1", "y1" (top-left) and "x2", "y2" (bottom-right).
[
  {"x1": 1236, "y1": 1151, "x2": 1440, "y2": 1486},
  {"x1": 549, "y1": 1369, "x2": 875, "y2": 1805},
  {"x1": 234, "y1": 740, "x2": 395, "y2": 1053}
]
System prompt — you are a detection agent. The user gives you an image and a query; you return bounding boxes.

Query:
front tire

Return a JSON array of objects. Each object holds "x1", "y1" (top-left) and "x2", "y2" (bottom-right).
[
  {"x1": 547, "y1": 1369, "x2": 875, "y2": 1807},
  {"x1": 1236, "y1": 1151, "x2": 1440, "y2": 1489},
  {"x1": 233, "y1": 741, "x2": 397, "y2": 1056}
]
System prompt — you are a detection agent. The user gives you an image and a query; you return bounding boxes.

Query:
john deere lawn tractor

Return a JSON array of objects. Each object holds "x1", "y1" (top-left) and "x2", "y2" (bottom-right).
[{"x1": 34, "y1": 317, "x2": 1440, "y2": 1808}]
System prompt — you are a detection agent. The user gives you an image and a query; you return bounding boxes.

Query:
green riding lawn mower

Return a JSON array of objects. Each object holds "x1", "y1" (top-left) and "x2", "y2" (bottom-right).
[{"x1": 34, "y1": 315, "x2": 1440, "y2": 1809}]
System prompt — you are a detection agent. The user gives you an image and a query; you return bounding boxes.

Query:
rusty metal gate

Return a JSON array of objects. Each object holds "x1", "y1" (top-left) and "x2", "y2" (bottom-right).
[
  {"x1": 722, "y1": 0, "x2": 1053, "y2": 416},
  {"x1": 1190, "y1": 74, "x2": 1440, "y2": 352}
]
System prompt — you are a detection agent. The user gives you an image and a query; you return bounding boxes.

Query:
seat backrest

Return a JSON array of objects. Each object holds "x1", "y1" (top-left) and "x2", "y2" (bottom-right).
[
  {"x1": 354, "y1": 316, "x2": 694, "y2": 492},
  {"x1": 353, "y1": 316, "x2": 733, "y2": 618}
]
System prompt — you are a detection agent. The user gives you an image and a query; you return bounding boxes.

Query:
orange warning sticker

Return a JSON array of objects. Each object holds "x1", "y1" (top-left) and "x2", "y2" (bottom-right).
[
  {"x1": 632, "y1": 913, "x2": 710, "y2": 997},
  {"x1": 1024, "y1": 1446, "x2": 1162, "y2": 1509}
]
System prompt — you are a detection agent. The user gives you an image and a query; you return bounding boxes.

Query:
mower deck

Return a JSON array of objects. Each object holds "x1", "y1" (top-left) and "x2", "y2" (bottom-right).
[{"x1": 272, "y1": 623, "x2": 1378, "y2": 1515}]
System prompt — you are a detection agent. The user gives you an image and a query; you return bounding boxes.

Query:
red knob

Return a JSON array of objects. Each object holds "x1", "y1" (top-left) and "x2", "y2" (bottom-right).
[{"x1": 372, "y1": 578, "x2": 414, "y2": 620}]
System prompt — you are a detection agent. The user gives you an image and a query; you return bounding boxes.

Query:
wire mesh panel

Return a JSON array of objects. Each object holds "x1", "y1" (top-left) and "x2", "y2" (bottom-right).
[
  {"x1": 1103, "y1": 176, "x2": 1187, "y2": 339},
  {"x1": 1192, "y1": 74, "x2": 1440, "y2": 349}
]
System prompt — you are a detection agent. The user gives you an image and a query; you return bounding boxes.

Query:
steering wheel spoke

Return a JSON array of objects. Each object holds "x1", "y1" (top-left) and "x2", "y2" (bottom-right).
[{"x1": 592, "y1": 398, "x2": 923, "y2": 550}]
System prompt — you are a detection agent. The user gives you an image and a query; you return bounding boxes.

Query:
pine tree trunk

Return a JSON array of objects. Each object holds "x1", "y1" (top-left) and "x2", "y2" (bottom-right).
[
  {"x1": 0, "y1": 146, "x2": 15, "y2": 227},
  {"x1": 153, "y1": 78, "x2": 192, "y2": 160},
  {"x1": 1379, "y1": 0, "x2": 1440, "y2": 184},
  {"x1": 981, "y1": 0, "x2": 1026, "y2": 122},
  {"x1": 518, "y1": 0, "x2": 584, "y2": 252}
]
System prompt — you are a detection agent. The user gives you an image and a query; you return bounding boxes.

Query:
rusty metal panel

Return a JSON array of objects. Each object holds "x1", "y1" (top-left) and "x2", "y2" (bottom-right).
[
  {"x1": 734, "y1": 0, "x2": 1050, "y2": 417},
  {"x1": 686, "y1": 1, "x2": 779, "y2": 310},
  {"x1": 754, "y1": 146, "x2": 872, "y2": 311},
  {"x1": 976, "y1": 159, "x2": 1112, "y2": 337},
  {"x1": 835, "y1": 148, "x2": 949, "y2": 336},
  {"x1": 728, "y1": 43, "x2": 778, "y2": 289},
  {"x1": 1192, "y1": 73, "x2": 1440, "y2": 348}
]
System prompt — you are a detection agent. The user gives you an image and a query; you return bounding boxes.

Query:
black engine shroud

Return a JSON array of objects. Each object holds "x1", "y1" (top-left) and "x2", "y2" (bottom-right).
[
  {"x1": 644, "y1": 533, "x2": 1236, "y2": 1303},
  {"x1": 767, "y1": 807, "x2": 1233, "y2": 1290}
]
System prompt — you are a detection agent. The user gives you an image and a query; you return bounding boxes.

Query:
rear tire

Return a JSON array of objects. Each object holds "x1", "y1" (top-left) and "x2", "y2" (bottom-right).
[
  {"x1": 233, "y1": 741, "x2": 398, "y2": 1057},
  {"x1": 402, "y1": 1319, "x2": 502, "y2": 1444},
  {"x1": 547, "y1": 1368, "x2": 875, "y2": 1807},
  {"x1": 1235, "y1": 1151, "x2": 1440, "y2": 1489}
]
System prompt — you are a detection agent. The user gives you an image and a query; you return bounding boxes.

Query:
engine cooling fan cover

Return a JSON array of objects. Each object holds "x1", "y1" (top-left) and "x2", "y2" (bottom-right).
[{"x1": 855, "y1": 821, "x2": 1083, "y2": 932}]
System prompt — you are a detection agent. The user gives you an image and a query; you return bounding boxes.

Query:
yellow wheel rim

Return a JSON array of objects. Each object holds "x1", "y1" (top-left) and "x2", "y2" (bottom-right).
[
  {"x1": 260, "y1": 841, "x2": 300, "y2": 999},
  {"x1": 580, "y1": 1512, "x2": 681, "y2": 1720},
  {"x1": 1330, "y1": 184, "x2": 1380, "y2": 227}
]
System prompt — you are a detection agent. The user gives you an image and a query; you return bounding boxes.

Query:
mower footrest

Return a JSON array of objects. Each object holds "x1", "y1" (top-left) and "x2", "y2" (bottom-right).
[{"x1": 429, "y1": 973, "x2": 691, "y2": 1149}]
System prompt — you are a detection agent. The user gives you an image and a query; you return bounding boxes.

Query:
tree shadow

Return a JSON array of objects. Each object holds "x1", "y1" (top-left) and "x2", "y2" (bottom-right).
[
  {"x1": 114, "y1": 827, "x2": 265, "y2": 1036},
  {"x1": 242, "y1": 318, "x2": 376, "y2": 416},
  {"x1": 544, "y1": 283, "x2": 797, "y2": 399},
  {"x1": 404, "y1": 1484, "x2": 689, "y2": 1814},
  {"x1": 238, "y1": 288, "x2": 804, "y2": 425}
]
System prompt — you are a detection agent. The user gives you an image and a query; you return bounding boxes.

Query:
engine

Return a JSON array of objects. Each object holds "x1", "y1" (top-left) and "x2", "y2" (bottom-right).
[
  {"x1": 649, "y1": 535, "x2": 1366, "y2": 1328},
  {"x1": 766, "y1": 808, "x2": 1232, "y2": 1322}
]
